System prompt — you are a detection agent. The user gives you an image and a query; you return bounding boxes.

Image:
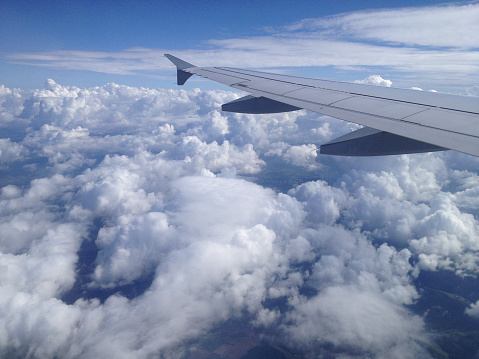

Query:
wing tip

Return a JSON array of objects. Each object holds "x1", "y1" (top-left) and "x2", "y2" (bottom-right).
[
  {"x1": 164, "y1": 54, "x2": 196, "y2": 70},
  {"x1": 164, "y1": 54, "x2": 196, "y2": 85}
]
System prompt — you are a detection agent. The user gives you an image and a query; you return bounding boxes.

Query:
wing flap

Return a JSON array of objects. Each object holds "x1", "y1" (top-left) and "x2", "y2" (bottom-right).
[
  {"x1": 221, "y1": 95, "x2": 301, "y2": 114},
  {"x1": 320, "y1": 127, "x2": 445, "y2": 156}
]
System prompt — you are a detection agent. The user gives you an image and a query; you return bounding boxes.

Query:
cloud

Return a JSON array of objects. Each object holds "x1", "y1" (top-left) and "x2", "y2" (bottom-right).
[
  {"x1": 410, "y1": 193, "x2": 479, "y2": 274},
  {"x1": 282, "y1": 144, "x2": 319, "y2": 169},
  {"x1": 0, "y1": 79, "x2": 478, "y2": 358},
  {"x1": 284, "y1": 286, "x2": 427, "y2": 358},
  {"x1": 467, "y1": 85, "x2": 479, "y2": 97},
  {"x1": 467, "y1": 300, "x2": 479, "y2": 318},
  {"x1": 354, "y1": 75, "x2": 392, "y2": 87},
  {"x1": 6, "y1": 4, "x2": 479, "y2": 91},
  {"x1": 288, "y1": 3, "x2": 479, "y2": 49},
  {"x1": 0, "y1": 138, "x2": 28, "y2": 163}
]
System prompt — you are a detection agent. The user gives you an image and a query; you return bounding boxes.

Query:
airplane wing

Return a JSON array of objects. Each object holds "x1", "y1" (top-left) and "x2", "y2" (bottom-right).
[{"x1": 165, "y1": 54, "x2": 479, "y2": 157}]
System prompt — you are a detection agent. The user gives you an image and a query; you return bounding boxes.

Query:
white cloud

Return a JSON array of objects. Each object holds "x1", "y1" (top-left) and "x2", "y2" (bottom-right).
[
  {"x1": 0, "y1": 139, "x2": 28, "y2": 163},
  {"x1": 354, "y1": 74, "x2": 392, "y2": 87},
  {"x1": 288, "y1": 180, "x2": 348, "y2": 226},
  {"x1": 466, "y1": 300, "x2": 479, "y2": 318},
  {"x1": 0, "y1": 79, "x2": 478, "y2": 358},
  {"x1": 6, "y1": 4, "x2": 479, "y2": 91},
  {"x1": 284, "y1": 286, "x2": 427, "y2": 358},
  {"x1": 282, "y1": 144, "x2": 318, "y2": 169},
  {"x1": 93, "y1": 211, "x2": 174, "y2": 285},
  {"x1": 172, "y1": 136, "x2": 265, "y2": 174},
  {"x1": 410, "y1": 193, "x2": 479, "y2": 274},
  {"x1": 287, "y1": 3, "x2": 479, "y2": 48},
  {"x1": 467, "y1": 85, "x2": 479, "y2": 97}
]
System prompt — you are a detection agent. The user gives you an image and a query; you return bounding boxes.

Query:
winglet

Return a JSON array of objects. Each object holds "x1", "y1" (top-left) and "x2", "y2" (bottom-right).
[{"x1": 164, "y1": 54, "x2": 196, "y2": 85}]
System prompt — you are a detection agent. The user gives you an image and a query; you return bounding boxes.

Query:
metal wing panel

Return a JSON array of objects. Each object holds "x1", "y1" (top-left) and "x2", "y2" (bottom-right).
[
  {"x1": 331, "y1": 97, "x2": 427, "y2": 120},
  {"x1": 270, "y1": 88, "x2": 353, "y2": 106},
  {"x1": 404, "y1": 109, "x2": 479, "y2": 135},
  {"x1": 233, "y1": 79, "x2": 307, "y2": 95},
  {"x1": 189, "y1": 67, "x2": 251, "y2": 86},
  {"x1": 214, "y1": 67, "x2": 479, "y2": 113},
  {"x1": 286, "y1": 89, "x2": 427, "y2": 120}
]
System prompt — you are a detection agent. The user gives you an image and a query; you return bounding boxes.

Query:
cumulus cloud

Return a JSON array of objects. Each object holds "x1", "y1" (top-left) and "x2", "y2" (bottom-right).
[
  {"x1": 0, "y1": 138, "x2": 28, "y2": 163},
  {"x1": 0, "y1": 79, "x2": 478, "y2": 358},
  {"x1": 282, "y1": 144, "x2": 319, "y2": 169},
  {"x1": 410, "y1": 193, "x2": 479, "y2": 274},
  {"x1": 354, "y1": 75, "x2": 392, "y2": 87},
  {"x1": 467, "y1": 300, "x2": 479, "y2": 318},
  {"x1": 284, "y1": 286, "x2": 427, "y2": 358},
  {"x1": 467, "y1": 85, "x2": 479, "y2": 97}
]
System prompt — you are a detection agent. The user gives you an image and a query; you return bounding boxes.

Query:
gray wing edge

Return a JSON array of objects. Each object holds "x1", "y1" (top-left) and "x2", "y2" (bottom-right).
[{"x1": 164, "y1": 54, "x2": 195, "y2": 85}]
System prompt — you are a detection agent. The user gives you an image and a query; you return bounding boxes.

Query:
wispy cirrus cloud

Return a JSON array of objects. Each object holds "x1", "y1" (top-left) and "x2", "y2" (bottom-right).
[
  {"x1": 5, "y1": 3, "x2": 479, "y2": 90},
  {"x1": 8, "y1": 49, "x2": 167, "y2": 76},
  {"x1": 285, "y1": 2, "x2": 479, "y2": 48}
]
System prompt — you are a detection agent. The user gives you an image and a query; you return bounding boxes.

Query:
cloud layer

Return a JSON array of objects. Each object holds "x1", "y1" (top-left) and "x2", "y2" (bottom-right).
[
  {"x1": 0, "y1": 78, "x2": 478, "y2": 358},
  {"x1": 6, "y1": 3, "x2": 479, "y2": 91}
]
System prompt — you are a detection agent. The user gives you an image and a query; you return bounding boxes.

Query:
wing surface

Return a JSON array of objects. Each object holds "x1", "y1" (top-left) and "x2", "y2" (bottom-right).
[{"x1": 165, "y1": 54, "x2": 479, "y2": 157}]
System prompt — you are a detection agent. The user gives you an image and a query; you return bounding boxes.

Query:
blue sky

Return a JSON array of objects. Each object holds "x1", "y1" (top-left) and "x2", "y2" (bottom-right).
[
  {"x1": 2, "y1": 0, "x2": 456, "y2": 51},
  {"x1": 2, "y1": 0, "x2": 478, "y2": 92}
]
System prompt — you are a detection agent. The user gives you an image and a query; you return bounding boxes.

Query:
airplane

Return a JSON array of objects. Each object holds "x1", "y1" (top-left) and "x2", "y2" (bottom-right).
[{"x1": 165, "y1": 54, "x2": 479, "y2": 157}]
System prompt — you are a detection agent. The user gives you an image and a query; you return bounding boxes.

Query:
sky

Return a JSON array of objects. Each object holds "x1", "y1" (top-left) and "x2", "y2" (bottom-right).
[
  {"x1": 1, "y1": 1, "x2": 479, "y2": 359},
  {"x1": 1, "y1": 0, "x2": 479, "y2": 92}
]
